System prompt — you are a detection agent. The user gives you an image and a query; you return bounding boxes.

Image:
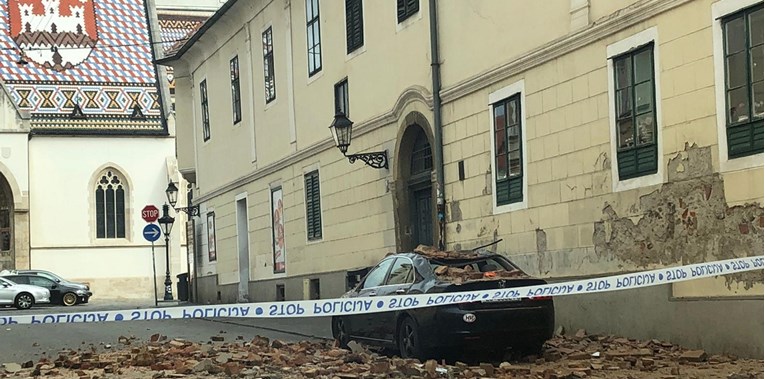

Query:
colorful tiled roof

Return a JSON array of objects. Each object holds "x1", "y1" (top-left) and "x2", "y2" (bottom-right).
[{"x1": 0, "y1": 0, "x2": 164, "y2": 133}]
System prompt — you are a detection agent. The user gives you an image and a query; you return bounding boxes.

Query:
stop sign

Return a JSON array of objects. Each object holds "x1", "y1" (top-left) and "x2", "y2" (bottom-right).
[{"x1": 142, "y1": 205, "x2": 160, "y2": 223}]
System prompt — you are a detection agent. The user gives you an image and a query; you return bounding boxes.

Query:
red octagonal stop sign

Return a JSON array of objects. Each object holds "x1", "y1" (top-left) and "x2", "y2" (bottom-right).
[{"x1": 142, "y1": 205, "x2": 159, "y2": 223}]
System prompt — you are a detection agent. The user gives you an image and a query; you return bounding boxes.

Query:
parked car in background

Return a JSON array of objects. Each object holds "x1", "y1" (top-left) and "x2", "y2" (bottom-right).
[
  {"x1": 1, "y1": 273, "x2": 91, "y2": 306},
  {"x1": 0, "y1": 277, "x2": 51, "y2": 310},
  {"x1": 332, "y1": 246, "x2": 555, "y2": 360},
  {"x1": 4, "y1": 269, "x2": 90, "y2": 291}
]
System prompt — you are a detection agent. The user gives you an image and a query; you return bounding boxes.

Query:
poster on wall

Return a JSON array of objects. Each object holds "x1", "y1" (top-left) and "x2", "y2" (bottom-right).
[
  {"x1": 207, "y1": 212, "x2": 217, "y2": 262},
  {"x1": 271, "y1": 187, "x2": 285, "y2": 273}
]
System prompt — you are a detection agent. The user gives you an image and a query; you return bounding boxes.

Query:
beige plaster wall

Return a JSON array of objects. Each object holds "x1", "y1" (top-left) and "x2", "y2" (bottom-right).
[{"x1": 440, "y1": 0, "x2": 763, "y2": 298}]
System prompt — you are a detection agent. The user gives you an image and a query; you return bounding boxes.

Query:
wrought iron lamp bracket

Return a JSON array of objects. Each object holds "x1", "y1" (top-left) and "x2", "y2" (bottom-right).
[
  {"x1": 174, "y1": 205, "x2": 200, "y2": 217},
  {"x1": 346, "y1": 150, "x2": 388, "y2": 169}
]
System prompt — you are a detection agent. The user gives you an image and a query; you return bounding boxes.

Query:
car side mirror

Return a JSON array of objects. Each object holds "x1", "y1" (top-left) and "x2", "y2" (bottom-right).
[{"x1": 51, "y1": 284, "x2": 58, "y2": 289}]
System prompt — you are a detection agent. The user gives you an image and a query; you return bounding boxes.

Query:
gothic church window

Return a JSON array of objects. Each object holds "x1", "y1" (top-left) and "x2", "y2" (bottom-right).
[{"x1": 95, "y1": 170, "x2": 127, "y2": 239}]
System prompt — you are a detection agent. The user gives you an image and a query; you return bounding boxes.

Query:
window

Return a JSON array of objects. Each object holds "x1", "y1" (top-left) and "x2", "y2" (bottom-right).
[
  {"x1": 0, "y1": 186, "x2": 10, "y2": 254},
  {"x1": 304, "y1": 170, "x2": 322, "y2": 241},
  {"x1": 200, "y1": 79, "x2": 210, "y2": 141},
  {"x1": 612, "y1": 43, "x2": 658, "y2": 180},
  {"x1": 386, "y1": 258, "x2": 415, "y2": 285},
  {"x1": 309, "y1": 279, "x2": 320, "y2": 300},
  {"x1": 306, "y1": 0, "x2": 322, "y2": 76},
  {"x1": 397, "y1": 0, "x2": 419, "y2": 23},
  {"x1": 276, "y1": 284, "x2": 285, "y2": 301},
  {"x1": 492, "y1": 94, "x2": 523, "y2": 206},
  {"x1": 95, "y1": 170, "x2": 126, "y2": 239},
  {"x1": 362, "y1": 258, "x2": 394, "y2": 289},
  {"x1": 723, "y1": 5, "x2": 763, "y2": 158},
  {"x1": 345, "y1": 0, "x2": 364, "y2": 53},
  {"x1": 334, "y1": 79, "x2": 349, "y2": 115},
  {"x1": 230, "y1": 56, "x2": 242, "y2": 124},
  {"x1": 28, "y1": 276, "x2": 55, "y2": 289},
  {"x1": 262, "y1": 27, "x2": 276, "y2": 103}
]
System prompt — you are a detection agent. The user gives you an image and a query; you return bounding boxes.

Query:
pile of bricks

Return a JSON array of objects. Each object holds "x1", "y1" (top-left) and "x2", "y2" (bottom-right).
[{"x1": 1, "y1": 330, "x2": 762, "y2": 378}]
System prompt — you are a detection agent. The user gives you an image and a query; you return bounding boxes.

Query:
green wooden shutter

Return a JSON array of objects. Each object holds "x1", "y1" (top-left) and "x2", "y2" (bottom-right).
[
  {"x1": 346, "y1": 0, "x2": 363, "y2": 53},
  {"x1": 305, "y1": 171, "x2": 322, "y2": 240}
]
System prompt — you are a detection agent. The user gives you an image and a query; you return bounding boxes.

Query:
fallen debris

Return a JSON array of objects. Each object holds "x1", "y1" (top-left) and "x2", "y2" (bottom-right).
[{"x1": 0, "y1": 332, "x2": 762, "y2": 379}]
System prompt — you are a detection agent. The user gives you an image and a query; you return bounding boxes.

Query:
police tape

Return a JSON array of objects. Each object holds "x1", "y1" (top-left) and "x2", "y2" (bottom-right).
[{"x1": 1, "y1": 255, "x2": 762, "y2": 326}]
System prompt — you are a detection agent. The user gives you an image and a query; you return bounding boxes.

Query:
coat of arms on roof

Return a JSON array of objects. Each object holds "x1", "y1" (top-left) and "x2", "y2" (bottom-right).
[{"x1": 8, "y1": 0, "x2": 98, "y2": 72}]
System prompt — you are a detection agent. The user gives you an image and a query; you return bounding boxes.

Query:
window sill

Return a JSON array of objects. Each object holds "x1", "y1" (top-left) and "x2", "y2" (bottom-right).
[
  {"x1": 345, "y1": 45, "x2": 367, "y2": 62},
  {"x1": 612, "y1": 171, "x2": 663, "y2": 193},
  {"x1": 492, "y1": 198, "x2": 528, "y2": 215},
  {"x1": 307, "y1": 70, "x2": 324, "y2": 86},
  {"x1": 395, "y1": 11, "x2": 422, "y2": 33},
  {"x1": 719, "y1": 152, "x2": 764, "y2": 173}
]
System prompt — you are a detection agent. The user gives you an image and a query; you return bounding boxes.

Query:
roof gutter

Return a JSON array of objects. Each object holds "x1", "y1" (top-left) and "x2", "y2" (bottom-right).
[{"x1": 154, "y1": 0, "x2": 240, "y2": 65}]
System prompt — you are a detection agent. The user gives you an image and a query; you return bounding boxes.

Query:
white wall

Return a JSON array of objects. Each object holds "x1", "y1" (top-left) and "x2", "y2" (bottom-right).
[
  {"x1": 27, "y1": 135, "x2": 185, "y2": 299},
  {"x1": 0, "y1": 133, "x2": 29, "y2": 199}
]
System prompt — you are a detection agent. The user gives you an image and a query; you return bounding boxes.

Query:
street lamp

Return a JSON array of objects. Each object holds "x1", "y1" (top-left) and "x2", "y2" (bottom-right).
[
  {"x1": 157, "y1": 204, "x2": 175, "y2": 301},
  {"x1": 329, "y1": 111, "x2": 388, "y2": 169},
  {"x1": 165, "y1": 181, "x2": 200, "y2": 216}
]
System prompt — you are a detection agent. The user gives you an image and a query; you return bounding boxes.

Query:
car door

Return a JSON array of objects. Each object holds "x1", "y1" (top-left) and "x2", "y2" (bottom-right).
[
  {"x1": 349, "y1": 258, "x2": 395, "y2": 341},
  {"x1": 27, "y1": 276, "x2": 59, "y2": 303},
  {"x1": 374, "y1": 257, "x2": 416, "y2": 342},
  {"x1": 0, "y1": 278, "x2": 15, "y2": 305}
]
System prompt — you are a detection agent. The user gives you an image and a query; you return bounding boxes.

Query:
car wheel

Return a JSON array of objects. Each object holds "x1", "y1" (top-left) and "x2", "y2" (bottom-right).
[
  {"x1": 14, "y1": 293, "x2": 34, "y2": 310},
  {"x1": 62, "y1": 292, "x2": 78, "y2": 306},
  {"x1": 397, "y1": 317, "x2": 424, "y2": 360},
  {"x1": 333, "y1": 317, "x2": 350, "y2": 349}
]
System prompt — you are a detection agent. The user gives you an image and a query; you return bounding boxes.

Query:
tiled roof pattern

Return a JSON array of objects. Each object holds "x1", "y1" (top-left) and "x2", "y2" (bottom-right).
[
  {"x1": 158, "y1": 15, "x2": 207, "y2": 56},
  {"x1": 0, "y1": 0, "x2": 163, "y2": 130}
]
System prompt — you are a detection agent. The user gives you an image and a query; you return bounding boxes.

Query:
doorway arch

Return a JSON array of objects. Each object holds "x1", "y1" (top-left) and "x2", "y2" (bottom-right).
[
  {"x1": 393, "y1": 114, "x2": 436, "y2": 252},
  {"x1": 0, "y1": 173, "x2": 13, "y2": 269}
]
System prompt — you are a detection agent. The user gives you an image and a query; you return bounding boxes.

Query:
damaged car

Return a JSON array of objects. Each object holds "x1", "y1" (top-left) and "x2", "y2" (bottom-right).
[{"x1": 332, "y1": 245, "x2": 554, "y2": 360}]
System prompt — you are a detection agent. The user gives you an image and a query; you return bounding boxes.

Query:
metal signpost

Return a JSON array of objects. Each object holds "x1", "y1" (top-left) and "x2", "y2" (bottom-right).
[{"x1": 142, "y1": 205, "x2": 161, "y2": 306}]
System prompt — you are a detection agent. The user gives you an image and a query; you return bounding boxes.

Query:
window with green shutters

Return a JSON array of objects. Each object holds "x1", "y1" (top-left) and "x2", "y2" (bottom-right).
[
  {"x1": 397, "y1": 0, "x2": 418, "y2": 23},
  {"x1": 493, "y1": 95, "x2": 523, "y2": 206},
  {"x1": 723, "y1": 5, "x2": 763, "y2": 159},
  {"x1": 345, "y1": 0, "x2": 363, "y2": 54},
  {"x1": 304, "y1": 170, "x2": 322, "y2": 241},
  {"x1": 612, "y1": 43, "x2": 658, "y2": 181}
]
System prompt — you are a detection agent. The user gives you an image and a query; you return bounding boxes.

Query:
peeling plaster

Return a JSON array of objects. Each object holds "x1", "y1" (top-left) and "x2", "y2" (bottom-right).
[
  {"x1": 593, "y1": 144, "x2": 763, "y2": 289},
  {"x1": 449, "y1": 200, "x2": 463, "y2": 222}
]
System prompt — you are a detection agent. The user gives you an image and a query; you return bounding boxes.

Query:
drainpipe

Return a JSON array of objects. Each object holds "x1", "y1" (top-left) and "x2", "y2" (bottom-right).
[{"x1": 428, "y1": 0, "x2": 446, "y2": 251}]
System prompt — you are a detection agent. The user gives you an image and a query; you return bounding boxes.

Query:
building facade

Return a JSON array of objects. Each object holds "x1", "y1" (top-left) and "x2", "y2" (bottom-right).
[{"x1": 160, "y1": 0, "x2": 763, "y2": 356}]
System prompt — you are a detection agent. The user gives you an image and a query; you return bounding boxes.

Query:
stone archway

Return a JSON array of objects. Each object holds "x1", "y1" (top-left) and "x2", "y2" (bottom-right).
[
  {"x1": 393, "y1": 113, "x2": 437, "y2": 252},
  {"x1": 0, "y1": 173, "x2": 13, "y2": 270}
]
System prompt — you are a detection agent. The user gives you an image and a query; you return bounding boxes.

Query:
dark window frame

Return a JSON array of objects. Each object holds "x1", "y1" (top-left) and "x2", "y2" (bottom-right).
[
  {"x1": 334, "y1": 79, "x2": 349, "y2": 116},
  {"x1": 612, "y1": 43, "x2": 658, "y2": 180},
  {"x1": 397, "y1": 0, "x2": 419, "y2": 23},
  {"x1": 345, "y1": 0, "x2": 364, "y2": 54},
  {"x1": 262, "y1": 27, "x2": 276, "y2": 103},
  {"x1": 304, "y1": 170, "x2": 323, "y2": 241},
  {"x1": 722, "y1": 4, "x2": 764, "y2": 159},
  {"x1": 230, "y1": 56, "x2": 242, "y2": 124},
  {"x1": 492, "y1": 94, "x2": 523, "y2": 206},
  {"x1": 306, "y1": 0, "x2": 322, "y2": 76},
  {"x1": 200, "y1": 79, "x2": 210, "y2": 141}
]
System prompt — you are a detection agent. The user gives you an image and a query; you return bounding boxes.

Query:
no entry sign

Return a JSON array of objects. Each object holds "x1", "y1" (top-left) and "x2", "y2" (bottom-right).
[{"x1": 142, "y1": 205, "x2": 159, "y2": 223}]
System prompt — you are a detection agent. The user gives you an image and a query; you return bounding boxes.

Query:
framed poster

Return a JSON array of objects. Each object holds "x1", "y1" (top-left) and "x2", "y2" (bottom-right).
[
  {"x1": 207, "y1": 211, "x2": 217, "y2": 262},
  {"x1": 271, "y1": 187, "x2": 285, "y2": 273}
]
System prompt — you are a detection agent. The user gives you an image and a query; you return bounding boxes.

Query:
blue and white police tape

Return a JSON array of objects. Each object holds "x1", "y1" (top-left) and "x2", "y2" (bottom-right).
[{"x1": 1, "y1": 255, "x2": 762, "y2": 326}]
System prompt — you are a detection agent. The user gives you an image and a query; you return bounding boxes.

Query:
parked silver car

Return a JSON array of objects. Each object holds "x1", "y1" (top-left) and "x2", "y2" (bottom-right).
[{"x1": 0, "y1": 277, "x2": 51, "y2": 310}]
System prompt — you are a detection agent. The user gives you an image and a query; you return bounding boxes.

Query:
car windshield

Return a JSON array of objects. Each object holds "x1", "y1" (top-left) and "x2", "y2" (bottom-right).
[
  {"x1": 428, "y1": 256, "x2": 525, "y2": 281},
  {"x1": 0, "y1": 277, "x2": 15, "y2": 286}
]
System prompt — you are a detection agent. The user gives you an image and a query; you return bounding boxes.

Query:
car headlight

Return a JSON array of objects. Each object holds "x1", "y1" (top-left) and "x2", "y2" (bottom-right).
[{"x1": 76, "y1": 289, "x2": 86, "y2": 295}]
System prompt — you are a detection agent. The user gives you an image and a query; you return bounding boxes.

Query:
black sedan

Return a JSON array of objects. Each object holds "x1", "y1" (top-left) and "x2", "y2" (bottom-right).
[
  {"x1": 332, "y1": 248, "x2": 554, "y2": 360},
  {"x1": 1, "y1": 273, "x2": 92, "y2": 306}
]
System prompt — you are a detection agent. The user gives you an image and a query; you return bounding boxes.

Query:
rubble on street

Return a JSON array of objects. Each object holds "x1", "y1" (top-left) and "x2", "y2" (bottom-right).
[{"x1": 1, "y1": 330, "x2": 762, "y2": 379}]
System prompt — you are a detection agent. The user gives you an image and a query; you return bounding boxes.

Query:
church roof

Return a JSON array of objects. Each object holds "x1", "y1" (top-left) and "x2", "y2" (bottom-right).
[{"x1": 0, "y1": 0, "x2": 165, "y2": 135}]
